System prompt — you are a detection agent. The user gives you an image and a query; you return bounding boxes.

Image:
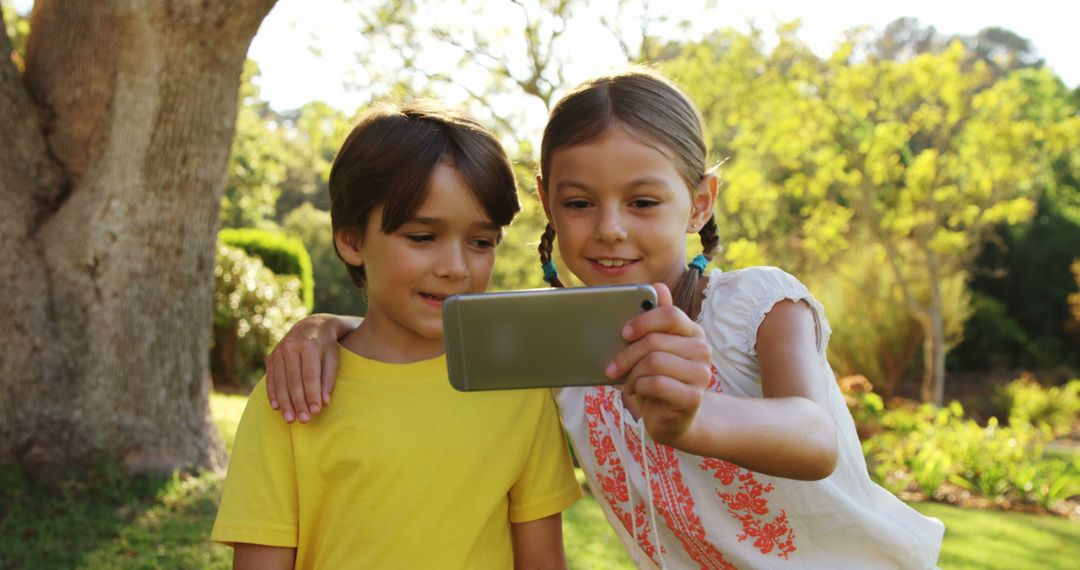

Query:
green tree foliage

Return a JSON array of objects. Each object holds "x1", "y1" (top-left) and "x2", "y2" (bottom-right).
[
  {"x1": 807, "y1": 242, "x2": 970, "y2": 398},
  {"x1": 221, "y1": 60, "x2": 287, "y2": 230},
  {"x1": 958, "y1": 184, "x2": 1080, "y2": 369},
  {"x1": 867, "y1": 18, "x2": 1080, "y2": 372},
  {"x1": 282, "y1": 203, "x2": 367, "y2": 316},
  {"x1": 212, "y1": 243, "x2": 308, "y2": 388},
  {"x1": 1, "y1": 0, "x2": 28, "y2": 73},
  {"x1": 273, "y1": 101, "x2": 355, "y2": 220},
  {"x1": 662, "y1": 26, "x2": 1080, "y2": 403},
  {"x1": 219, "y1": 227, "x2": 314, "y2": 312}
]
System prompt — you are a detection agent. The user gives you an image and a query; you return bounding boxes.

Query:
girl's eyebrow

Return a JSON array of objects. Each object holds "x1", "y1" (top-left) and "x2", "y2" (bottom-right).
[
  {"x1": 625, "y1": 176, "x2": 670, "y2": 189},
  {"x1": 554, "y1": 176, "x2": 671, "y2": 193}
]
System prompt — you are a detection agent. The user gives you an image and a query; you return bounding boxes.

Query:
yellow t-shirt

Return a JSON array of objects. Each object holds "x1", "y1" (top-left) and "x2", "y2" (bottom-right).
[{"x1": 212, "y1": 347, "x2": 581, "y2": 569}]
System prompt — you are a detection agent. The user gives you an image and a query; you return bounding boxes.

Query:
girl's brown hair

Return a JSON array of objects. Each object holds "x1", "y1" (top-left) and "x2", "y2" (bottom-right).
[
  {"x1": 537, "y1": 66, "x2": 719, "y2": 318},
  {"x1": 329, "y1": 101, "x2": 520, "y2": 287}
]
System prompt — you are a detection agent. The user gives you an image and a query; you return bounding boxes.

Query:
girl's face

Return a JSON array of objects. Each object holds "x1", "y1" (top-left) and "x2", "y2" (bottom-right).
[
  {"x1": 336, "y1": 163, "x2": 500, "y2": 359},
  {"x1": 539, "y1": 127, "x2": 716, "y2": 290}
]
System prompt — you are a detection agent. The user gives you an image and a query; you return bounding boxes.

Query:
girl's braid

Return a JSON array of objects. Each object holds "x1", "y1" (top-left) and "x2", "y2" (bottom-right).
[
  {"x1": 538, "y1": 223, "x2": 565, "y2": 288},
  {"x1": 672, "y1": 214, "x2": 720, "y2": 319}
]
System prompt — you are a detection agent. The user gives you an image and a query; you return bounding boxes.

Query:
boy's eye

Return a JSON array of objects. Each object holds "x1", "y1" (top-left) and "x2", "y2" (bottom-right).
[
  {"x1": 563, "y1": 199, "x2": 591, "y2": 209},
  {"x1": 405, "y1": 234, "x2": 435, "y2": 243},
  {"x1": 470, "y1": 238, "x2": 497, "y2": 249}
]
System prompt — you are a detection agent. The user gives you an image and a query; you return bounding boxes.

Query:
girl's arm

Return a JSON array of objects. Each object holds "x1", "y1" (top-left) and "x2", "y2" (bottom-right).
[
  {"x1": 510, "y1": 514, "x2": 569, "y2": 570},
  {"x1": 232, "y1": 543, "x2": 296, "y2": 570},
  {"x1": 681, "y1": 300, "x2": 838, "y2": 479},
  {"x1": 612, "y1": 294, "x2": 838, "y2": 480},
  {"x1": 265, "y1": 313, "x2": 361, "y2": 423}
]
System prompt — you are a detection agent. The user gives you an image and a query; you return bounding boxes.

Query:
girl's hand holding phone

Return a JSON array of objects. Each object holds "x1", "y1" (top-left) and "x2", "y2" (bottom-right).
[{"x1": 605, "y1": 282, "x2": 712, "y2": 447}]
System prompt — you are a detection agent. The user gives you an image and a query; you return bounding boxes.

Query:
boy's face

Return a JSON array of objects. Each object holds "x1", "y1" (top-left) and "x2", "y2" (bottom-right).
[
  {"x1": 539, "y1": 126, "x2": 715, "y2": 291},
  {"x1": 336, "y1": 163, "x2": 500, "y2": 359}
]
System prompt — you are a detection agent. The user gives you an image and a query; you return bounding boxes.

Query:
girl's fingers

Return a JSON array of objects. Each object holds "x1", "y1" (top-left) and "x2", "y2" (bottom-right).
[
  {"x1": 621, "y1": 350, "x2": 711, "y2": 394},
  {"x1": 607, "y1": 332, "x2": 711, "y2": 380},
  {"x1": 283, "y1": 344, "x2": 310, "y2": 423},
  {"x1": 632, "y1": 375, "x2": 704, "y2": 412},
  {"x1": 301, "y1": 344, "x2": 323, "y2": 414},
  {"x1": 321, "y1": 347, "x2": 338, "y2": 407},
  {"x1": 622, "y1": 304, "x2": 703, "y2": 342},
  {"x1": 265, "y1": 348, "x2": 280, "y2": 410},
  {"x1": 271, "y1": 350, "x2": 297, "y2": 424}
]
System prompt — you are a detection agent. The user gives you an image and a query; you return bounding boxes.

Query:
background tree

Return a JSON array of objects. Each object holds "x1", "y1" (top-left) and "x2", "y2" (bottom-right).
[
  {"x1": 663, "y1": 26, "x2": 1078, "y2": 404},
  {"x1": 221, "y1": 60, "x2": 288, "y2": 230},
  {"x1": 0, "y1": 0, "x2": 276, "y2": 475},
  {"x1": 865, "y1": 19, "x2": 1080, "y2": 375}
]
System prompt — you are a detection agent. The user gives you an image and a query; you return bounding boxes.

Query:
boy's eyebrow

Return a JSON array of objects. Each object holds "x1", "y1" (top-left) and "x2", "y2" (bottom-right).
[{"x1": 407, "y1": 217, "x2": 500, "y2": 231}]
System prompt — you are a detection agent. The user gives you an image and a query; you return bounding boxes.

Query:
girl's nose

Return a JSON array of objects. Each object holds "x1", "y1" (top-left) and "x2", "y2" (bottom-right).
[
  {"x1": 436, "y1": 244, "x2": 469, "y2": 281},
  {"x1": 595, "y1": 206, "x2": 627, "y2": 243}
]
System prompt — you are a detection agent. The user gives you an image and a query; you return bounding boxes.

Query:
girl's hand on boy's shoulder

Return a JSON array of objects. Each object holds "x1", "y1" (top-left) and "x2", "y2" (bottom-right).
[
  {"x1": 265, "y1": 313, "x2": 348, "y2": 424},
  {"x1": 605, "y1": 283, "x2": 712, "y2": 446}
]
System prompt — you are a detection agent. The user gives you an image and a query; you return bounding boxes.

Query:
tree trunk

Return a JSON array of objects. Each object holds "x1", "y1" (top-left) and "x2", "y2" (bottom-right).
[
  {"x1": 919, "y1": 250, "x2": 947, "y2": 406},
  {"x1": 0, "y1": 0, "x2": 276, "y2": 476}
]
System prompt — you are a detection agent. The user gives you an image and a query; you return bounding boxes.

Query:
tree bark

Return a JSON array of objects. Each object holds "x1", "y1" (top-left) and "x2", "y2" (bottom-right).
[
  {"x1": 919, "y1": 249, "x2": 947, "y2": 406},
  {"x1": 0, "y1": 0, "x2": 276, "y2": 475}
]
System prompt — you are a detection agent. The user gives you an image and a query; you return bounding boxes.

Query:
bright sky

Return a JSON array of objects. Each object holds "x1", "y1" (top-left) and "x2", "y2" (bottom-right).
[{"x1": 246, "y1": 0, "x2": 1080, "y2": 114}]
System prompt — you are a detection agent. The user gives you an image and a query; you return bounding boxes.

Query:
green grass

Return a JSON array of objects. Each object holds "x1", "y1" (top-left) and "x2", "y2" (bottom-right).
[
  {"x1": 0, "y1": 392, "x2": 1076, "y2": 569},
  {"x1": 913, "y1": 502, "x2": 1080, "y2": 570}
]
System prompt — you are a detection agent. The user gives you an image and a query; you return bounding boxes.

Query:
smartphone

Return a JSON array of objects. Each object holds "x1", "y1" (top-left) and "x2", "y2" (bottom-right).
[{"x1": 442, "y1": 284, "x2": 657, "y2": 391}]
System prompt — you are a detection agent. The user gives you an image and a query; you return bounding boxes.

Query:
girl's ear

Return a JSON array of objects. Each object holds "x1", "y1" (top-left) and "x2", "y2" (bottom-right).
[
  {"x1": 687, "y1": 173, "x2": 719, "y2": 233},
  {"x1": 536, "y1": 175, "x2": 554, "y2": 224},
  {"x1": 334, "y1": 228, "x2": 364, "y2": 266}
]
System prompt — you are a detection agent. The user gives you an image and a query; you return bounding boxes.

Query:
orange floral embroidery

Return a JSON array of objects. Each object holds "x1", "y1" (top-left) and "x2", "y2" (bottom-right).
[
  {"x1": 700, "y1": 457, "x2": 797, "y2": 559},
  {"x1": 585, "y1": 386, "x2": 737, "y2": 569}
]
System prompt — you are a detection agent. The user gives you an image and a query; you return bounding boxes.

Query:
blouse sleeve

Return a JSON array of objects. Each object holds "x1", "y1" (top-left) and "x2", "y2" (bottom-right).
[{"x1": 706, "y1": 267, "x2": 832, "y2": 361}]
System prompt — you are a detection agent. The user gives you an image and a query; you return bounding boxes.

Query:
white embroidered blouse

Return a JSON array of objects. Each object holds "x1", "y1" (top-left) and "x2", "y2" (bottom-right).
[{"x1": 555, "y1": 267, "x2": 944, "y2": 569}]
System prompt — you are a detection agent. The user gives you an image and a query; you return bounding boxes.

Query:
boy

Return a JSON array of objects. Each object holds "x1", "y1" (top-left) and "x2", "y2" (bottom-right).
[{"x1": 211, "y1": 102, "x2": 581, "y2": 569}]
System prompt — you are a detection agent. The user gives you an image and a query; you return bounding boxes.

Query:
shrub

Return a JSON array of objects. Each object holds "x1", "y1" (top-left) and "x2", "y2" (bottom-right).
[
  {"x1": 212, "y1": 243, "x2": 309, "y2": 387},
  {"x1": 996, "y1": 375, "x2": 1080, "y2": 436},
  {"x1": 861, "y1": 400, "x2": 1080, "y2": 509},
  {"x1": 839, "y1": 375, "x2": 885, "y2": 440},
  {"x1": 220, "y1": 227, "x2": 314, "y2": 311}
]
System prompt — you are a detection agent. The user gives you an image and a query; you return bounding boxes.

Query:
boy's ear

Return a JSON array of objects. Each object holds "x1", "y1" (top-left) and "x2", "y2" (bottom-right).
[
  {"x1": 334, "y1": 228, "x2": 364, "y2": 266},
  {"x1": 536, "y1": 175, "x2": 554, "y2": 224},
  {"x1": 687, "y1": 173, "x2": 718, "y2": 233}
]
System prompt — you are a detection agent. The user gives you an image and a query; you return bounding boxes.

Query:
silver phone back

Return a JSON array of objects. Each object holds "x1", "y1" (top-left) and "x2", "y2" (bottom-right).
[{"x1": 443, "y1": 284, "x2": 657, "y2": 391}]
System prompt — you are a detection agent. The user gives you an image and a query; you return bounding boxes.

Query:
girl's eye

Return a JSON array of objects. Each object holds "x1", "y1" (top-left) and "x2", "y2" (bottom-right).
[
  {"x1": 629, "y1": 199, "x2": 660, "y2": 209},
  {"x1": 405, "y1": 234, "x2": 435, "y2": 243},
  {"x1": 470, "y1": 238, "x2": 497, "y2": 249}
]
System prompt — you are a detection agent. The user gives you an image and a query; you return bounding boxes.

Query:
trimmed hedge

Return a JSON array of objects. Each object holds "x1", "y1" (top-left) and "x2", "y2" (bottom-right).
[{"x1": 219, "y1": 227, "x2": 314, "y2": 311}]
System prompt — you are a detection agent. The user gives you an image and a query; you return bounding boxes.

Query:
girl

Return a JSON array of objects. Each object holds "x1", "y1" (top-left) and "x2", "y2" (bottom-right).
[{"x1": 268, "y1": 68, "x2": 944, "y2": 569}]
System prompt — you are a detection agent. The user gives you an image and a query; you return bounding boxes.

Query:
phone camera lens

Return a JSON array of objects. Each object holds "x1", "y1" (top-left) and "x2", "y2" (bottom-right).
[{"x1": 641, "y1": 300, "x2": 654, "y2": 310}]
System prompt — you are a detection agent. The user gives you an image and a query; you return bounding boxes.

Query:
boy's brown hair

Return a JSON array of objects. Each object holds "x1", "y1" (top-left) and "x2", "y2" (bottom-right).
[{"x1": 329, "y1": 101, "x2": 520, "y2": 287}]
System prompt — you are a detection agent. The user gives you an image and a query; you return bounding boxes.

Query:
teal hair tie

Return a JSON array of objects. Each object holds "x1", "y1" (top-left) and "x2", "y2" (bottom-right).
[
  {"x1": 689, "y1": 254, "x2": 708, "y2": 273},
  {"x1": 542, "y1": 260, "x2": 559, "y2": 283}
]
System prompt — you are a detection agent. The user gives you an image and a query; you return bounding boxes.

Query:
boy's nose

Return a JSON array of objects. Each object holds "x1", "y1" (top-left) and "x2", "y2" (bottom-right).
[{"x1": 435, "y1": 245, "x2": 469, "y2": 281}]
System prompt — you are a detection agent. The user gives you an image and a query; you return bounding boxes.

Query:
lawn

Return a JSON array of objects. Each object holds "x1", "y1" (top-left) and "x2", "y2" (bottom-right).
[{"x1": 0, "y1": 392, "x2": 1076, "y2": 569}]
